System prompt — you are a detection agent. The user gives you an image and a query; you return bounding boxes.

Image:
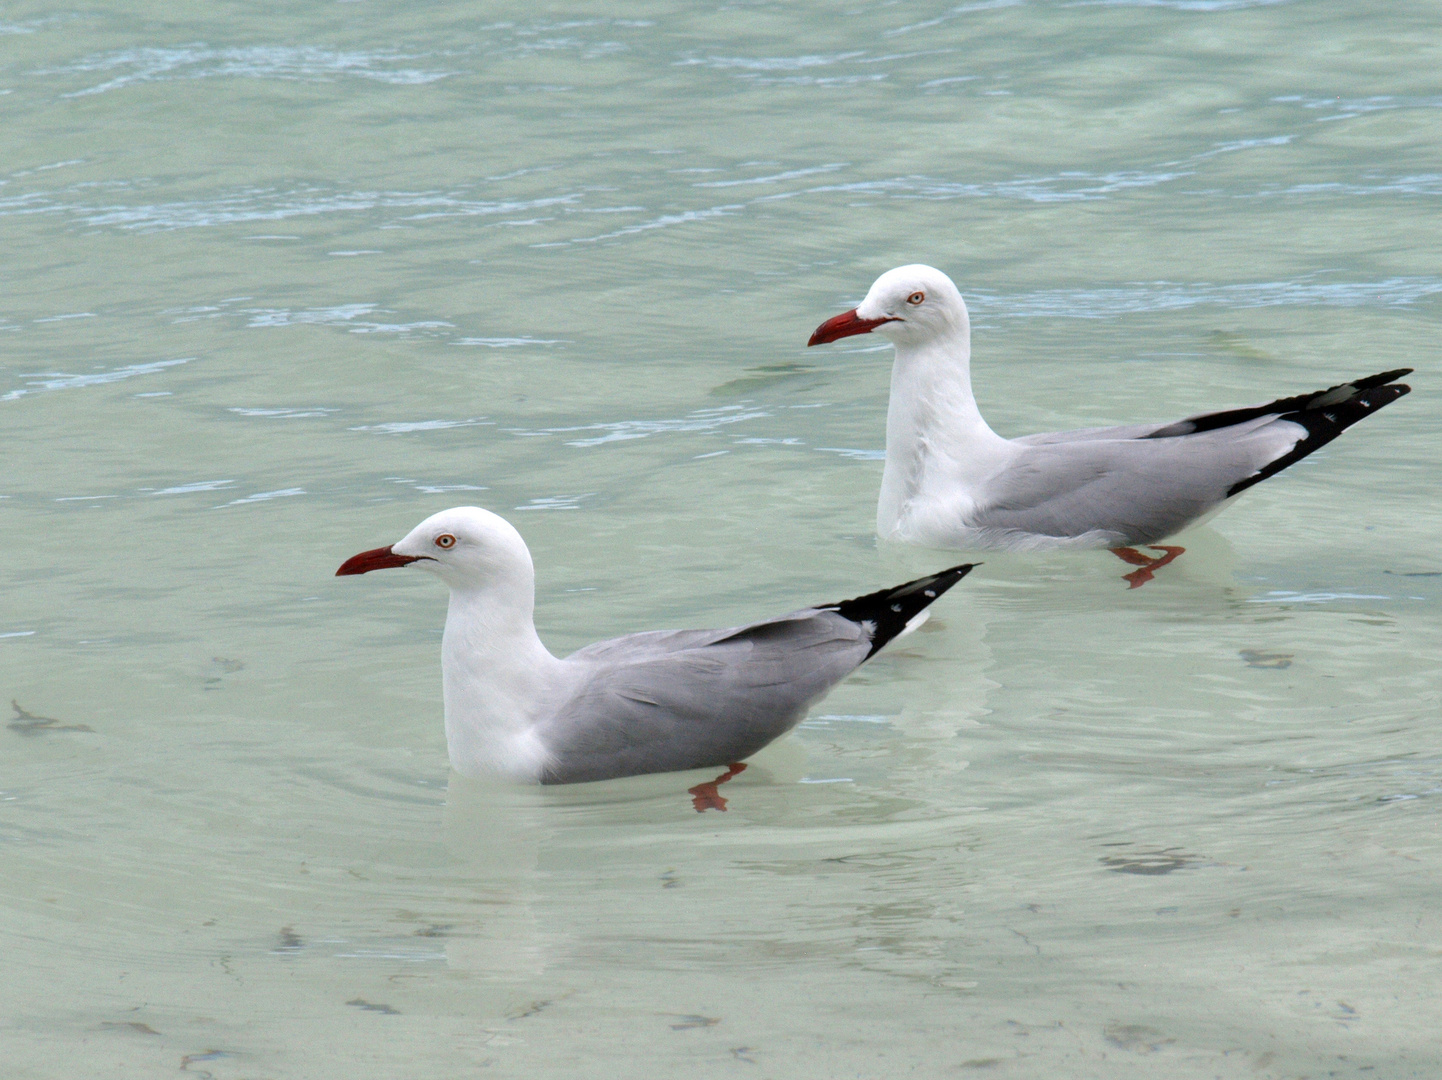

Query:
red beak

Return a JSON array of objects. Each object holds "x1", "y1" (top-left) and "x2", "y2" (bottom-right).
[
  {"x1": 808, "y1": 309, "x2": 899, "y2": 346},
  {"x1": 335, "y1": 545, "x2": 424, "y2": 576}
]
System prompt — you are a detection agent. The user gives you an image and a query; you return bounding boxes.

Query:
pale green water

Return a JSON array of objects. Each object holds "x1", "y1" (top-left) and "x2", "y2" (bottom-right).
[{"x1": 2, "y1": 1, "x2": 1440, "y2": 1076}]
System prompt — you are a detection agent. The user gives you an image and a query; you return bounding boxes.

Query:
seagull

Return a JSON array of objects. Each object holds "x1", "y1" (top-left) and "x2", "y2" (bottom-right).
[
  {"x1": 809, "y1": 264, "x2": 1412, "y2": 586},
  {"x1": 336, "y1": 507, "x2": 974, "y2": 791}
]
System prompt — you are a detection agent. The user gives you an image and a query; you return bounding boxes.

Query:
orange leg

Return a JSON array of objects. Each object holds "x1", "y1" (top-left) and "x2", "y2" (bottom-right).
[
  {"x1": 688, "y1": 762, "x2": 748, "y2": 813},
  {"x1": 1111, "y1": 545, "x2": 1186, "y2": 588},
  {"x1": 1110, "y1": 546, "x2": 1157, "y2": 567}
]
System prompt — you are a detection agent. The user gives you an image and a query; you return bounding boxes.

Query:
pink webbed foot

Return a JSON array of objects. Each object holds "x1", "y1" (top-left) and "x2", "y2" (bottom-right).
[
  {"x1": 1111, "y1": 545, "x2": 1186, "y2": 588},
  {"x1": 688, "y1": 762, "x2": 748, "y2": 813}
]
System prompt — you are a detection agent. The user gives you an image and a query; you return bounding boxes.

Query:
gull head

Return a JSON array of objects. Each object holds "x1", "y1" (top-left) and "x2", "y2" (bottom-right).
[
  {"x1": 336, "y1": 506, "x2": 534, "y2": 591},
  {"x1": 809, "y1": 264, "x2": 969, "y2": 349}
]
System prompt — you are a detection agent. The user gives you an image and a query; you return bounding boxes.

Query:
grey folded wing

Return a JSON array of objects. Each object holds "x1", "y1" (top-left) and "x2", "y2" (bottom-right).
[
  {"x1": 536, "y1": 611, "x2": 872, "y2": 784},
  {"x1": 979, "y1": 416, "x2": 1301, "y2": 545},
  {"x1": 992, "y1": 369, "x2": 1413, "y2": 544}
]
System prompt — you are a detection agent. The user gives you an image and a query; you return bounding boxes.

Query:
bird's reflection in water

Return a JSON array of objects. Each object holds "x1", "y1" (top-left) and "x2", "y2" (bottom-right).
[{"x1": 440, "y1": 777, "x2": 554, "y2": 984}]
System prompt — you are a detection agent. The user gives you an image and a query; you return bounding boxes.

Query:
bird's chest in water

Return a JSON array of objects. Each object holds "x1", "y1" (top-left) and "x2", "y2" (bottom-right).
[
  {"x1": 884, "y1": 439, "x2": 1004, "y2": 537},
  {"x1": 438, "y1": 642, "x2": 569, "y2": 779}
]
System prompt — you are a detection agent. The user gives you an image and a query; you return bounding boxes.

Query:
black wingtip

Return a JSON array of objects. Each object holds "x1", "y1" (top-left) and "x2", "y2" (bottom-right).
[
  {"x1": 1351, "y1": 367, "x2": 1413, "y2": 390},
  {"x1": 821, "y1": 562, "x2": 977, "y2": 660},
  {"x1": 1225, "y1": 378, "x2": 1413, "y2": 497},
  {"x1": 1146, "y1": 368, "x2": 1415, "y2": 440}
]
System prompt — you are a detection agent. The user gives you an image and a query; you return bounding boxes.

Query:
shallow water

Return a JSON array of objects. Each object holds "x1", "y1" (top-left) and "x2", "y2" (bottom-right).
[{"x1": 2, "y1": 1, "x2": 1439, "y2": 1076}]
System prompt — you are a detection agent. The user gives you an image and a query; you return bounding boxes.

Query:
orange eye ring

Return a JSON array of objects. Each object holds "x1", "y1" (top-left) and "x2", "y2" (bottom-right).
[
  {"x1": 906, "y1": 291, "x2": 925, "y2": 306},
  {"x1": 434, "y1": 534, "x2": 456, "y2": 549}
]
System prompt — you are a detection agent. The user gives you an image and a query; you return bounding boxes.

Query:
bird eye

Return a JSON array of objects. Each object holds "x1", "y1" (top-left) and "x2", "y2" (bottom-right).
[
  {"x1": 434, "y1": 534, "x2": 456, "y2": 549},
  {"x1": 907, "y1": 291, "x2": 925, "y2": 306}
]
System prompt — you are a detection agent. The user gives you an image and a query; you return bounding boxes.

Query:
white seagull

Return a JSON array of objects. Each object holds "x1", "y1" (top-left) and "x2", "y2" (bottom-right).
[
  {"x1": 809, "y1": 264, "x2": 1412, "y2": 586},
  {"x1": 337, "y1": 507, "x2": 973, "y2": 796}
]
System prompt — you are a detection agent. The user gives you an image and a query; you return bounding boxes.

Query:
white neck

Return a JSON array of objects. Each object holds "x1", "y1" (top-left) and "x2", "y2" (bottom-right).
[
  {"x1": 439, "y1": 581, "x2": 569, "y2": 780},
  {"x1": 877, "y1": 331, "x2": 1011, "y2": 542}
]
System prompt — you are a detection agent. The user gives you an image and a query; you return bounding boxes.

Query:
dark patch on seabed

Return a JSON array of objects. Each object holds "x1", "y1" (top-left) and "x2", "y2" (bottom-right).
[
  {"x1": 1098, "y1": 846, "x2": 1203, "y2": 875},
  {"x1": 1103, "y1": 1023, "x2": 1175, "y2": 1054},
  {"x1": 709, "y1": 362, "x2": 819, "y2": 396},
  {"x1": 347, "y1": 998, "x2": 399, "y2": 1015},
  {"x1": 669, "y1": 1013, "x2": 720, "y2": 1030},
  {"x1": 99, "y1": 1020, "x2": 161, "y2": 1035},
  {"x1": 9, "y1": 699, "x2": 94, "y2": 735},
  {"x1": 203, "y1": 656, "x2": 245, "y2": 690},
  {"x1": 1240, "y1": 648, "x2": 1292, "y2": 668},
  {"x1": 182, "y1": 1049, "x2": 234, "y2": 1072},
  {"x1": 508, "y1": 999, "x2": 552, "y2": 1021}
]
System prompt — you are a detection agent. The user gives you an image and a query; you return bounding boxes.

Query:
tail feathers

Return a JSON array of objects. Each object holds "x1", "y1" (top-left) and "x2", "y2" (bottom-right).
[
  {"x1": 820, "y1": 563, "x2": 975, "y2": 661},
  {"x1": 1145, "y1": 368, "x2": 1413, "y2": 440}
]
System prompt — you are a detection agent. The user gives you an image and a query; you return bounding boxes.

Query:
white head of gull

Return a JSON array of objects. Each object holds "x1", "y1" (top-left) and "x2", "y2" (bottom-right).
[
  {"x1": 338, "y1": 506, "x2": 974, "y2": 785},
  {"x1": 809, "y1": 264, "x2": 1412, "y2": 586}
]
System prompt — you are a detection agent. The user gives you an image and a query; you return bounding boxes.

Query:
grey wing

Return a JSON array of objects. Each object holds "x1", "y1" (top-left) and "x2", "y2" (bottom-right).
[
  {"x1": 564, "y1": 626, "x2": 736, "y2": 664},
  {"x1": 537, "y1": 611, "x2": 871, "y2": 784},
  {"x1": 977, "y1": 417, "x2": 1301, "y2": 545},
  {"x1": 990, "y1": 370, "x2": 1411, "y2": 544},
  {"x1": 1013, "y1": 420, "x2": 1176, "y2": 446}
]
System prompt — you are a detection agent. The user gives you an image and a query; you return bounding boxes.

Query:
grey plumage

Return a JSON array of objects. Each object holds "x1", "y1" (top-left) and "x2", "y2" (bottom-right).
[
  {"x1": 971, "y1": 369, "x2": 1414, "y2": 548},
  {"x1": 539, "y1": 564, "x2": 975, "y2": 784}
]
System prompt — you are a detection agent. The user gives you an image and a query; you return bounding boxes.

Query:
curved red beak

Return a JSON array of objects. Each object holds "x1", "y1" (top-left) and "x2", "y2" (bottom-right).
[
  {"x1": 808, "y1": 309, "x2": 899, "y2": 347},
  {"x1": 335, "y1": 545, "x2": 424, "y2": 576}
]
